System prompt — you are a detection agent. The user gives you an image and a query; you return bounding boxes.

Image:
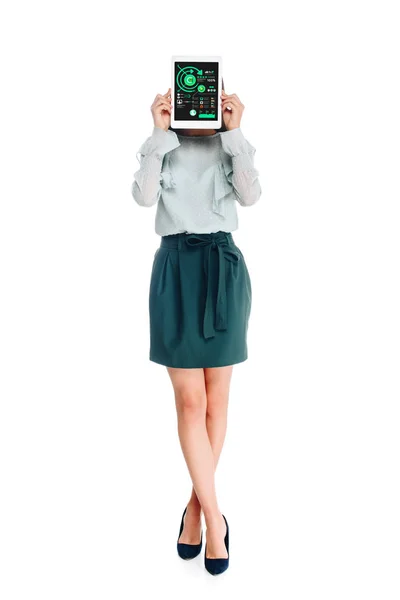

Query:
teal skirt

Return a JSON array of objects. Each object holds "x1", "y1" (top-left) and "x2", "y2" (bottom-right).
[{"x1": 148, "y1": 231, "x2": 252, "y2": 368}]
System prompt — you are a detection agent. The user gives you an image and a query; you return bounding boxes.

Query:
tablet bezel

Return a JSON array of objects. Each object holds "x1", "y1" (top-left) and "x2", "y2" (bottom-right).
[{"x1": 171, "y1": 55, "x2": 222, "y2": 129}]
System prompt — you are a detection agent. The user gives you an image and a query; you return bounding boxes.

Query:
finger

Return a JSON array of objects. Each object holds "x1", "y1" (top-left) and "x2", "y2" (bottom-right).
[
  {"x1": 221, "y1": 93, "x2": 243, "y2": 107},
  {"x1": 154, "y1": 90, "x2": 171, "y2": 102},
  {"x1": 153, "y1": 101, "x2": 172, "y2": 113},
  {"x1": 221, "y1": 94, "x2": 241, "y2": 105},
  {"x1": 222, "y1": 96, "x2": 239, "y2": 103},
  {"x1": 221, "y1": 98, "x2": 240, "y2": 108},
  {"x1": 154, "y1": 97, "x2": 172, "y2": 108},
  {"x1": 159, "y1": 103, "x2": 172, "y2": 113},
  {"x1": 222, "y1": 99, "x2": 244, "y2": 111},
  {"x1": 156, "y1": 96, "x2": 172, "y2": 105}
]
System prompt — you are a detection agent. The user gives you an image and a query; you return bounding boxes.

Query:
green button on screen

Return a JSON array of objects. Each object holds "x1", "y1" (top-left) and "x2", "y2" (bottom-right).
[{"x1": 199, "y1": 114, "x2": 216, "y2": 118}]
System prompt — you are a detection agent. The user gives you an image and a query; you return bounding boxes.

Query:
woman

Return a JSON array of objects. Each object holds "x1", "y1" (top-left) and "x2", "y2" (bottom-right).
[{"x1": 131, "y1": 80, "x2": 262, "y2": 575}]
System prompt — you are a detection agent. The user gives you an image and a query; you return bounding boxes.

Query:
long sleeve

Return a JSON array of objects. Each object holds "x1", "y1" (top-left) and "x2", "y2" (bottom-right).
[
  {"x1": 131, "y1": 126, "x2": 181, "y2": 207},
  {"x1": 220, "y1": 127, "x2": 262, "y2": 206}
]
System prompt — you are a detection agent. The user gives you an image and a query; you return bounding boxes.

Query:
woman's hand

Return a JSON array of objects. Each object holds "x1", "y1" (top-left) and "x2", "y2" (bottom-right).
[
  {"x1": 151, "y1": 88, "x2": 172, "y2": 131},
  {"x1": 220, "y1": 89, "x2": 245, "y2": 130}
]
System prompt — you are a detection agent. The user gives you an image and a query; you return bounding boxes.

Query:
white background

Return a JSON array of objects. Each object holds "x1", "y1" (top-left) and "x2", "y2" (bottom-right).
[{"x1": 1, "y1": 0, "x2": 399, "y2": 598}]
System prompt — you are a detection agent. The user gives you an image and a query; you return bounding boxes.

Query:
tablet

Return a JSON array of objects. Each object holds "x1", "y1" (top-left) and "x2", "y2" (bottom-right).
[{"x1": 171, "y1": 55, "x2": 222, "y2": 129}]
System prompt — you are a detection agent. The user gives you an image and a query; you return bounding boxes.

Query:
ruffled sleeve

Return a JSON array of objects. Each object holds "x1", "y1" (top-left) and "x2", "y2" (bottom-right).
[
  {"x1": 135, "y1": 126, "x2": 181, "y2": 162},
  {"x1": 220, "y1": 126, "x2": 255, "y2": 156},
  {"x1": 132, "y1": 127, "x2": 180, "y2": 207},
  {"x1": 159, "y1": 169, "x2": 177, "y2": 189},
  {"x1": 218, "y1": 127, "x2": 262, "y2": 206},
  {"x1": 212, "y1": 162, "x2": 232, "y2": 217}
]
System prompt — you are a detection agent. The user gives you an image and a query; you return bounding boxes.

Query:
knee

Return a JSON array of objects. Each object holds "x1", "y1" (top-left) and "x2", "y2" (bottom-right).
[{"x1": 175, "y1": 389, "x2": 206, "y2": 422}]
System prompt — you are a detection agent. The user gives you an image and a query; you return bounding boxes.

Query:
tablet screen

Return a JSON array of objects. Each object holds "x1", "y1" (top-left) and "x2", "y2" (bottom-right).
[{"x1": 174, "y1": 61, "x2": 219, "y2": 122}]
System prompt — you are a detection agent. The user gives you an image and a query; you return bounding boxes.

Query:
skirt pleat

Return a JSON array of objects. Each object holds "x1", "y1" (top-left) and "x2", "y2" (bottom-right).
[{"x1": 148, "y1": 231, "x2": 252, "y2": 368}]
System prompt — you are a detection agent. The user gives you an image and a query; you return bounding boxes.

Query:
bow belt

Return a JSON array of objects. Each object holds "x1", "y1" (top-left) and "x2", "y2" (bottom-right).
[{"x1": 184, "y1": 233, "x2": 241, "y2": 339}]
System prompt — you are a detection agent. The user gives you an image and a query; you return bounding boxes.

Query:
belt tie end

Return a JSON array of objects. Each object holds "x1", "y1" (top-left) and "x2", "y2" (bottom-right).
[{"x1": 185, "y1": 234, "x2": 241, "y2": 339}]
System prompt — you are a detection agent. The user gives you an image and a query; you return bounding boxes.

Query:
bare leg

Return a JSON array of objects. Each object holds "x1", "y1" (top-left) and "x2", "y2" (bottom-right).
[
  {"x1": 167, "y1": 365, "x2": 233, "y2": 558},
  {"x1": 187, "y1": 365, "x2": 233, "y2": 503}
]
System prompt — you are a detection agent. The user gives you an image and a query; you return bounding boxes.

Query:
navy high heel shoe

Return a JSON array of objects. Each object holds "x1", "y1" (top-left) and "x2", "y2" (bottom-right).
[
  {"x1": 204, "y1": 514, "x2": 229, "y2": 575},
  {"x1": 177, "y1": 506, "x2": 203, "y2": 560}
]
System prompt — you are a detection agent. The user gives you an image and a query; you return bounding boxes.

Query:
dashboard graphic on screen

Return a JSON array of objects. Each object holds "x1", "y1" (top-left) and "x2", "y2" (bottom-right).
[{"x1": 174, "y1": 62, "x2": 219, "y2": 121}]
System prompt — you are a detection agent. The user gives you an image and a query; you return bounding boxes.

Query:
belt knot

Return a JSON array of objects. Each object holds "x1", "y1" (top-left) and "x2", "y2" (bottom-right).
[{"x1": 185, "y1": 233, "x2": 241, "y2": 339}]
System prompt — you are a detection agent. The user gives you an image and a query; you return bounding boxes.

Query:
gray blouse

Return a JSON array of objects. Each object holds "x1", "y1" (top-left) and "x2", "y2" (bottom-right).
[{"x1": 131, "y1": 125, "x2": 262, "y2": 236}]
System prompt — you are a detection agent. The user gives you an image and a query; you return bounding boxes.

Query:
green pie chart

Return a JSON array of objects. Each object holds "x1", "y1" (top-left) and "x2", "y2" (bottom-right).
[{"x1": 184, "y1": 74, "x2": 197, "y2": 86}]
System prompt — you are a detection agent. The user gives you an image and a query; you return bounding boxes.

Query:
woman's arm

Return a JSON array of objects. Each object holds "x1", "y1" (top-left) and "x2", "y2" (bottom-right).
[
  {"x1": 131, "y1": 126, "x2": 180, "y2": 207},
  {"x1": 220, "y1": 127, "x2": 262, "y2": 206}
]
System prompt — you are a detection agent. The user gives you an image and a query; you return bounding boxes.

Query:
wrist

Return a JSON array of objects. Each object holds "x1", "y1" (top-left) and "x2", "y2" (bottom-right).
[{"x1": 226, "y1": 126, "x2": 240, "y2": 131}]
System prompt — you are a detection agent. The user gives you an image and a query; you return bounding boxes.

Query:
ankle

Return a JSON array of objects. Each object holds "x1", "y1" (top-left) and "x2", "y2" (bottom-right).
[{"x1": 203, "y1": 508, "x2": 223, "y2": 527}]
